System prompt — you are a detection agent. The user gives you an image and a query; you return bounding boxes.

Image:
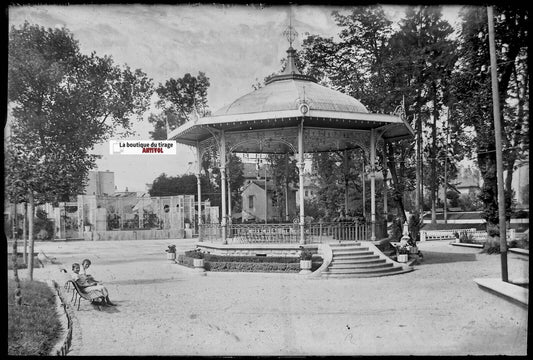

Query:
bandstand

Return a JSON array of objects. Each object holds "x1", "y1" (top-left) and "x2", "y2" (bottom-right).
[{"x1": 168, "y1": 43, "x2": 414, "y2": 255}]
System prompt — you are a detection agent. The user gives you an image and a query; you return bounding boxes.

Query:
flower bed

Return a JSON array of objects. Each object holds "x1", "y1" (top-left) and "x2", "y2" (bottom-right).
[
  {"x1": 177, "y1": 251, "x2": 323, "y2": 273},
  {"x1": 206, "y1": 261, "x2": 301, "y2": 272}
]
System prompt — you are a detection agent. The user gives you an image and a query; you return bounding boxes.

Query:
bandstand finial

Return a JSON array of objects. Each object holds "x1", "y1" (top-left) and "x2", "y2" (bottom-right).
[{"x1": 282, "y1": 6, "x2": 298, "y2": 48}]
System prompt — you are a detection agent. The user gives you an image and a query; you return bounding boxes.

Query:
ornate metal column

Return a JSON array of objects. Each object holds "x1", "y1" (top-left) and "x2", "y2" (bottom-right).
[
  {"x1": 220, "y1": 130, "x2": 227, "y2": 244},
  {"x1": 227, "y1": 177, "x2": 232, "y2": 225},
  {"x1": 370, "y1": 129, "x2": 376, "y2": 241},
  {"x1": 298, "y1": 119, "x2": 305, "y2": 244},
  {"x1": 344, "y1": 149, "x2": 349, "y2": 212},
  {"x1": 362, "y1": 150, "x2": 366, "y2": 217},
  {"x1": 196, "y1": 143, "x2": 203, "y2": 240},
  {"x1": 285, "y1": 153, "x2": 290, "y2": 222},
  {"x1": 382, "y1": 141, "x2": 388, "y2": 219}
]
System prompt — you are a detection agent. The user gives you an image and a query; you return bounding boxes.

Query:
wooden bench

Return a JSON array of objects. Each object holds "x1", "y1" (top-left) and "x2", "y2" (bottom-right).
[
  {"x1": 66, "y1": 280, "x2": 104, "y2": 311},
  {"x1": 58, "y1": 269, "x2": 74, "y2": 297}
]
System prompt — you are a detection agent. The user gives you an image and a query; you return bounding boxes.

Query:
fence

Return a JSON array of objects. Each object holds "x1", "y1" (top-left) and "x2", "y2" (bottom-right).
[
  {"x1": 420, "y1": 228, "x2": 516, "y2": 242},
  {"x1": 199, "y1": 222, "x2": 385, "y2": 244},
  {"x1": 77, "y1": 195, "x2": 219, "y2": 234}
]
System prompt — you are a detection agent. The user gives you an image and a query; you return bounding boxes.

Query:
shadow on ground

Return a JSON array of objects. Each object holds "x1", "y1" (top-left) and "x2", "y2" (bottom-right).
[
  {"x1": 420, "y1": 251, "x2": 478, "y2": 265},
  {"x1": 106, "y1": 278, "x2": 184, "y2": 286}
]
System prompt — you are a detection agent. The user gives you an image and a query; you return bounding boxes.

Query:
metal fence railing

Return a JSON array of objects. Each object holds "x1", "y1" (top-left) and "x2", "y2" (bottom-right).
[{"x1": 199, "y1": 222, "x2": 385, "y2": 244}]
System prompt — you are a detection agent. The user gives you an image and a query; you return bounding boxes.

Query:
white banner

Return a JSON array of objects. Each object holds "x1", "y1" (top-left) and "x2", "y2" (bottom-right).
[{"x1": 109, "y1": 140, "x2": 177, "y2": 155}]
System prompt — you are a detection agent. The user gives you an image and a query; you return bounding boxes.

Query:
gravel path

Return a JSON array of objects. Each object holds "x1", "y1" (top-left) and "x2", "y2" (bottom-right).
[{"x1": 20, "y1": 239, "x2": 528, "y2": 356}]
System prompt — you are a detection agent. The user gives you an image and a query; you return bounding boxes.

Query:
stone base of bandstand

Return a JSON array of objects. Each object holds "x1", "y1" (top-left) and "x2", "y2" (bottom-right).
[{"x1": 196, "y1": 242, "x2": 319, "y2": 257}]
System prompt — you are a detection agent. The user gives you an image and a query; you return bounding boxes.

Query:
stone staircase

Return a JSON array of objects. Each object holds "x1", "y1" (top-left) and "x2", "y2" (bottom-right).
[{"x1": 315, "y1": 241, "x2": 413, "y2": 278}]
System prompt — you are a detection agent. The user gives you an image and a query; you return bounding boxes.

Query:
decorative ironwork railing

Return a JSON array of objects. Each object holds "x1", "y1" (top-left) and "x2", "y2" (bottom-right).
[
  {"x1": 227, "y1": 223, "x2": 301, "y2": 244},
  {"x1": 305, "y1": 222, "x2": 369, "y2": 243},
  {"x1": 199, "y1": 223, "x2": 223, "y2": 242},
  {"x1": 199, "y1": 222, "x2": 386, "y2": 244}
]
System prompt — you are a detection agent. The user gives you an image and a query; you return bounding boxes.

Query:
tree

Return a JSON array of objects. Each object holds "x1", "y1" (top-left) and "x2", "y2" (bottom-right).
[
  {"x1": 266, "y1": 153, "x2": 298, "y2": 221},
  {"x1": 149, "y1": 72, "x2": 210, "y2": 140},
  {"x1": 451, "y1": 6, "x2": 528, "y2": 238},
  {"x1": 299, "y1": 6, "x2": 415, "y2": 221},
  {"x1": 309, "y1": 152, "x2": 346, "y2": 219},
  {"x1": 7, "y1": 22, "x2": 153, "y2": 279},
  {"x1": 149, "y1": 154, "x2": 244, "y2": 219},
  {"x1": 149, "y1": 173, "x2": 204, "y2": 197},
  {"x1": 389, "y1": 6, "x2": 458, "y2": 221},
  {"x1": 226, "y1": 154, "x2": 245, "y2": 215}
]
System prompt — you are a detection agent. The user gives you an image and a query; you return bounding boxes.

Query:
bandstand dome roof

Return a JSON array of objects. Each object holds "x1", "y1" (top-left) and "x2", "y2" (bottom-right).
[
  {"x1": 215, "y1": 76, "x2": 369, "y2": 116},
  {"x1": 169, "y1": 46, "x2": 414, "y2": 151}
]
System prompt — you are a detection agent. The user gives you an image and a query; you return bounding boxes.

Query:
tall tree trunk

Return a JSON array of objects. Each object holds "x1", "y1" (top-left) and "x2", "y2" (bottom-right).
[
  {"x1": 504, "y1": 158, "x2": 515, "y2": 198},
  {"x1": 12, "y1": 237, "x2": 22, "y2": 306},
  {"x1": 504, "y1": 158, "x2": 515, "y2": 229},
  {"x1": 385, "y1": 141, "x2": 407, "y2": 223},
  {"x1": 415, "y1": 114, "x2": 422, "y2": 213},
  {"x1": 431, "y1": 84, "x2": 438, "y2": 224},
  {"x1": 478, "y1": 147, "x2": 500, "y2": 252},
  {"x1": 28, "y1": 190, "x2": 35, "y2": 281},
  {"x1": 23, "y1": 202, "x2": 28, "y2": 265}
]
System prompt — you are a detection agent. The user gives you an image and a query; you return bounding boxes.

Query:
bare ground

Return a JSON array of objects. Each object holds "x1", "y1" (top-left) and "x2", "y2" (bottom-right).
[{"x1": 14, "y1": 238, "x2": 528, "y2": 356}]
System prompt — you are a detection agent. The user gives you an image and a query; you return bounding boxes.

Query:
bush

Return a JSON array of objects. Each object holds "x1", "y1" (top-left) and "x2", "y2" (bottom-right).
[
  {"x1": 177, "y1": 254, "x2": 194, "y2": 267},
  {"x1": 487, "y1": 228, "x2": 500, "y2": 237},
  {"x1": 459, "y1": 231, "x2": 474, "y2": 244},
  {"x1": 299, "y1": 248, "x2": 313, "y2": 260},
  {"x1": 34, "y1": 209, "x2": 54, "y2": 240},
  {"x1": 513, "y1": 210, "x2": 529, "y2": 219},
  {"x1": 186, "y1": 249, "x2": 205, "y2": 259},
  {"x1": 178, "y1": 252, "x2": 323, "y2": 273},
  {"x1": 408, "y1": 212, "x2": 421, "y2": 242},
  {"x1": 483, "y1": 242, "x2": 501, "y2": 254},
  {"x1": 185, "y1": 251, "x2": 300, "y2": 263},
  {"x1": 375, "y1": 240, "x2": 395, "y2": 253},
  {"x1": 389, "y1": 218, "x2": 403, "y2": 241},
  {"x1": 206, "y1": 261, "x2": 301, "y2": 273},
  {"x1": 396, "y1": 246, "x2": 410, "y2": 255}
]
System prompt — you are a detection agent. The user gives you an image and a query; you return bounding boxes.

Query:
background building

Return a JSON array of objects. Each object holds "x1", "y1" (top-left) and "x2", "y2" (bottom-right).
[{"x1": 84, "y1": 171, "x2": 115, "y2": 196}]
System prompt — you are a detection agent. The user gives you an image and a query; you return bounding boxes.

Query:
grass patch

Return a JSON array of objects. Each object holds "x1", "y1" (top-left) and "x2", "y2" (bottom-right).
[
  {"x1": 8, "y1": 279, "x2": 63, "y2": 355},
  {"x1": 508, "y1": 238, "x2": 529, "y2": 250}
]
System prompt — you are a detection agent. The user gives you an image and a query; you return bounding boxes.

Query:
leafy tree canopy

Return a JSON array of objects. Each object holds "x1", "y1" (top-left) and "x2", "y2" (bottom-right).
[
  {"x1": 149, "y1": 72, "x2": 210, "y2": 140},
  {"x1": 7, "y1": 22, "x2": 154, "y2": 204}
]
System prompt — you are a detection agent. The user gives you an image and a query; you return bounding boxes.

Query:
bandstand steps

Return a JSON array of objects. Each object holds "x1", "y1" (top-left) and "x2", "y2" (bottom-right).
[
  {"x1": 321, "y1": 241, "x2": 413, "y2": 278},
  {"x1": 329, "y1": 259, "x2": 388, "y2": 268},
  {"x1": 326, "y1": 267, "x2": 412, "y2": 278},
  {"x1": 332, "y1": 257, "x2": 384, "y2": 265},
  {"x1": 332, "y1": 251, "x2": 375, "y2": 258},
  {"x1": 329, "y1": 247, "x2": 370, "y2": 253},
  {"x1": 328, "y1": 264, "x2": 397, "y2": 274}
]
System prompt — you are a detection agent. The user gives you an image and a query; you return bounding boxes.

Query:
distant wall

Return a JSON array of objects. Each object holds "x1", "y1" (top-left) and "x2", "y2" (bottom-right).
[{"x1": 84, "y1": 229, "x2": 185, "y2": 241}]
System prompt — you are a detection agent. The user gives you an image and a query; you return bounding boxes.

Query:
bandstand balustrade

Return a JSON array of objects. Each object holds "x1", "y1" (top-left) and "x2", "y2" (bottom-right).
[{"x1": 199, "y1": 222, "x2": 387, "y2": 244}]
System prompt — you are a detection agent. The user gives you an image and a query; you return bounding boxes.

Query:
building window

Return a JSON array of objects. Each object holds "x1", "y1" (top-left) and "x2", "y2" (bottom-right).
[{"x1": 248, "y1": 195, "x2": 254, "y2": 209}]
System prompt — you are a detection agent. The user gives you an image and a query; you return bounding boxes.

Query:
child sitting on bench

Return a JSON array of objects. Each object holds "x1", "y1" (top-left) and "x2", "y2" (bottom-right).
[{"x1": 71, "y1": 262, "x2": 115, "y2": 306}]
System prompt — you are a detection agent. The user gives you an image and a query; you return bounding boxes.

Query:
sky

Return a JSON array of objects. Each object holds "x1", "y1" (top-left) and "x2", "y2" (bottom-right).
[{"x1": 8, "y1": 4, "x2": 463, "y2": 192}]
